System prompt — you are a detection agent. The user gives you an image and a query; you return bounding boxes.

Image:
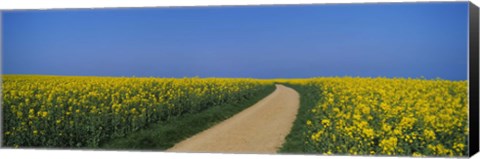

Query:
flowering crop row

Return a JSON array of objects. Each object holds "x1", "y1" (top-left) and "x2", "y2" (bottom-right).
[
  {"x1": 289, "y1": 77, "x2": 468, "y2": 156},
  {"x1": 2, "y1": 75, "x2": 273, "y2": 148}
]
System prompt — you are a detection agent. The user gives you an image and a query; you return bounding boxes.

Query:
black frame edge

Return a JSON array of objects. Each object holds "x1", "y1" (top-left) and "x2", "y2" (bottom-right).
[{"x1": 469, "y1": 1, "x2": 480, "y2": 157}]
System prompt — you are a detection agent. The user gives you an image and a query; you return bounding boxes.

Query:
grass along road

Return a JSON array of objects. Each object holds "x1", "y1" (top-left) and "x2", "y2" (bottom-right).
[
  {"x1": 100, "y1": 84, "x2": 275, "y2": 150},
  {"x1": 167, "y1": 84, "x2": 300, "y2": 153}
]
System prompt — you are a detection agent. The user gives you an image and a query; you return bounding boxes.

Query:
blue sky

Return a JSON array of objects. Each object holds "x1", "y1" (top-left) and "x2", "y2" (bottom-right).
[{"x1": 2, "y1": 2, "x2": 469, "y2": 80}]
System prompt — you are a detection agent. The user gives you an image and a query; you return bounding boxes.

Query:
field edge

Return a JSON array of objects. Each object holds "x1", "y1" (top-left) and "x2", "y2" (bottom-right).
[
  {"x1": 278, "y1": 83, "x2": 320, "y2": 153},
  {"x1": 99, "y1": 84, "x2": 276, "y2": 150}
]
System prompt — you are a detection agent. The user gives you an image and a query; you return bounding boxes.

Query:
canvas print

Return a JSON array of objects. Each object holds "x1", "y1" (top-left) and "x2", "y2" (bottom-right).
[{"x1": 1, "y1": 2, "x2": 474, "y2": 157}]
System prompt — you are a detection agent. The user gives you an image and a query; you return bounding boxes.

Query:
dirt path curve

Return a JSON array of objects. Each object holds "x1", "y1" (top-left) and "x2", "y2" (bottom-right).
[{"x1": 167, "y1": 84, "x2": 300, "y2": 154}]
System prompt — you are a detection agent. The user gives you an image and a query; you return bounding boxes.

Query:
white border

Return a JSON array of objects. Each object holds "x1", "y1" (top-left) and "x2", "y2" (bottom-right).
[
  {"x1": 0, "y1": 0, "x2": 478, "y2": 159},
  {"x1": 0, "y1": 148, "x2": 470, "y2": 159}
]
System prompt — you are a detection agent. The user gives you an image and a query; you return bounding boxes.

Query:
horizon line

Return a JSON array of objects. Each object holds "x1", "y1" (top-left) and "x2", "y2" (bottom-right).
[{"x1": 0, "y1": 73, "x2": 467, "y2": 81}]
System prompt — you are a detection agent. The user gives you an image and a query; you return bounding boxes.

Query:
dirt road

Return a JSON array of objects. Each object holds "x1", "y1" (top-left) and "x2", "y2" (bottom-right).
[{"x1": 167, "y1": 84, "x2": 300, "y2": 153}]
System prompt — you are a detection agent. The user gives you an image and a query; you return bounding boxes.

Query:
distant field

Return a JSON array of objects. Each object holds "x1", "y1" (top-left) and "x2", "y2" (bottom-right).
[{"x1": 1, "y1": 75, "x2": 469, "y2": 156}]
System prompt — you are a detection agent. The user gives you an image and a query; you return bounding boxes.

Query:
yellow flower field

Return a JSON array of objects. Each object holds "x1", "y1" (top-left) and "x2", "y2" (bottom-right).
[
  {"x1": 1, "y1": 75, "x2": 469, "y2": 156},
  {"x1": 290, "y1": 77, "x2": 468, "y2": 156},
  {"x1": 2, "y1": 75, "x2": 272, "y2": 147}
]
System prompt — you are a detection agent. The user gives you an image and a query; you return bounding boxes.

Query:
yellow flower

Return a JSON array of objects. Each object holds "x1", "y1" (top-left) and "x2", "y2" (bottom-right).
[
  {"x1": 379, "y1": 136, "x2": 397, "y2": 154},
  {"x1": 311, "y1": 131, "x2": 322, "y2": 142},
  {"x1": 41, "y1": 111, "x2": 48, "y2": 118},
  {"x1": 324, "y1": 150, "x2": 332, "y2": 155},
  {"x1": 453, "y1": 143, "x2": 465, "y2": 152},
  {"x1": 328, "y1": 98, "x2": 334, "y2": 103},
  {"x1": 306, "y1": 120, "x2": 312, "y2": 126},
  {"x1": 16, "y1": 111, "x2": 23, "y2": 118},
  {"x1": 363, "y1": 128, "x2": 374, "y2": 138},
  {"x1": 413, "y1": 152, "x2": 422, "y2": 157},
  {"x1": 130, "y1": 108, "x2": 137, "y2": 114},
  {"x1": 321, "y1": 119, "x2": 330, "y2": 127},
  {"x1": 423, "y1": 129, "x2": 436, "y2": 140}
]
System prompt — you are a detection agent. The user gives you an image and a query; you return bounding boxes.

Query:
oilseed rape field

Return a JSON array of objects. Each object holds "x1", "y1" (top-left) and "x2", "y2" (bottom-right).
[
  {"x1": 283, "y1": 77, "x2": 468, "y2": 157},
  {"x1": 1, "y1": 75, "x2": 469, "y2": 157},
  {"x1": 2, "y1": 75, "x2": 273, "y2": 148}
]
